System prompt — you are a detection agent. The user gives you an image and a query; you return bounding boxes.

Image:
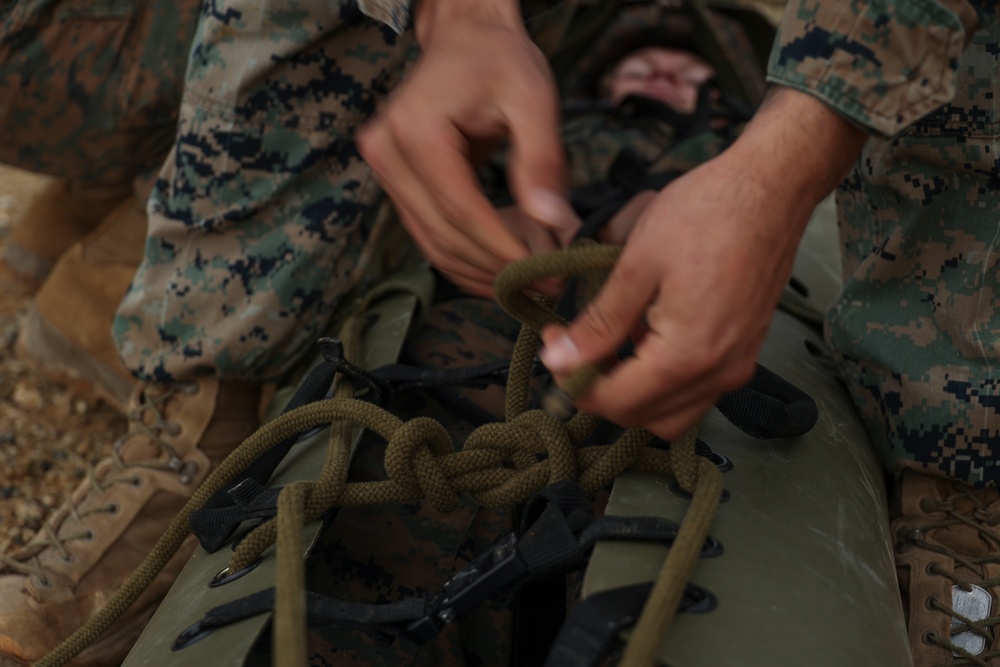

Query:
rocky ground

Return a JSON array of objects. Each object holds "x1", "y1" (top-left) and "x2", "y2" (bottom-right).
[{"x1": 0, "y1": 165, "x2": 127, "y2": 553}]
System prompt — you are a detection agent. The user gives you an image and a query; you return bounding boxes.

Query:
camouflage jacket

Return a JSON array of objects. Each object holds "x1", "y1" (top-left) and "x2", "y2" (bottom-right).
[{"x1": 767, "y1": 0, "x2": 998, "y2": 137}]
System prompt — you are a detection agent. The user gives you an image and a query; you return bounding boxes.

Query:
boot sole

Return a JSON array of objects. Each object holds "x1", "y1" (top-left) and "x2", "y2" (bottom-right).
[{"x1": 14, "y1": 306, "x2": 134, "y2": 413}]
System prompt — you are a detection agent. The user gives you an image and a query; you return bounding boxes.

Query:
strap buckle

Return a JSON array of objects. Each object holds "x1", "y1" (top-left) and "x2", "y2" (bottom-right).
[{"x1": 405, "y1": 533, "x2": 526, "y2": 642}]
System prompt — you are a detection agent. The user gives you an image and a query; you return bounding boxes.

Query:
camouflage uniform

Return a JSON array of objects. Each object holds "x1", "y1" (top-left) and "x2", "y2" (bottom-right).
[
  {"x1": 0, "y1": 0, "x2": 200, "y2": 188},
  {"x1": 767, "y1": 0, "x2": 1000, "y2": 484}
]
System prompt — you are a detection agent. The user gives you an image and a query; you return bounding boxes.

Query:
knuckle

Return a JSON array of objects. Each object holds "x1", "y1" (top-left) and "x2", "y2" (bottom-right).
[
  {"x1": 678, "y1": 343, "x2": 723, "y2": 380},
  {"x1": 578, "y1": 303, "x2": 622, "y2": 341}
]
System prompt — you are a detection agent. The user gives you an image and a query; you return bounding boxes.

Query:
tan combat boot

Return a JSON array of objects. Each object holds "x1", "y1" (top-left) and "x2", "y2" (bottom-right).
[
  {"x1": 0, "y1": 378, "x2": 261, "y2": 666},
  {"x1": 15, "y1": 195, "x2": 147, "y2": 412},
  {"x1": 0, "y1": 179, "x2": 130, "y2": 295},
  {"x1": 893, "y1": 470, "x2": 1000, "y2": 666}
]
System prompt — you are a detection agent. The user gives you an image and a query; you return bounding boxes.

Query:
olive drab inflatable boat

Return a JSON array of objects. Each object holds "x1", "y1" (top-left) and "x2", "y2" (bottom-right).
[{"x1": 115, "y1": 196, "x2": 911, "y2": 666}]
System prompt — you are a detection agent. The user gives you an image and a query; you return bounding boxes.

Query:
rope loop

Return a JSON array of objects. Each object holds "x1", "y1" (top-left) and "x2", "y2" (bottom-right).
[
  {"x1": 512, "y1": 410, "x2": 578, "y2": 484},
  {"x1": 494, "y1": 243, "x2": 623, "y2": 329},
  {"x1": 39, "y1": 244, "x2": 723, "y2": 667}
]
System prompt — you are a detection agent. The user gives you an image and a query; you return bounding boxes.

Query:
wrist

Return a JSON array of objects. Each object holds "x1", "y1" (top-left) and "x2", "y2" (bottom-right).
[
  {"x1": 415, "y1": 0, "x2": 523, "y2": 45},
  {"x1": 729, "y1": 86, "x2": 868, "y2": 210}
]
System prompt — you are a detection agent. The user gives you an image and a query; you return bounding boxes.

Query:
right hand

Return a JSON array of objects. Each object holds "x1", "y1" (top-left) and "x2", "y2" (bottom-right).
[{"x1": 540, "y1": 87, "x2": 868, "y2": 441}]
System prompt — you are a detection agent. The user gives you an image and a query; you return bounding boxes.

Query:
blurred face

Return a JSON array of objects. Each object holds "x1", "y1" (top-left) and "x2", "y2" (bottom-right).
[{"x1": 608, "y1": 47, "x2": 716, "y2": 112}]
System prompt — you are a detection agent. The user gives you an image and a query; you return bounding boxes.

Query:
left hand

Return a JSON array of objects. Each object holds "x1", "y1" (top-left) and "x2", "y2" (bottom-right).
[{"x1": 358, "y1": 0, "x2": 580, "y2": 297}]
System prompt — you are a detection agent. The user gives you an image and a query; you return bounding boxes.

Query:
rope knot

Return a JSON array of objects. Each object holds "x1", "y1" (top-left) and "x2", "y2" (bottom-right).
[
  {"x1": 511, "y1": 410, "x2": 578, "y2": 484},
  {"x1": 384, "y1": 417, "x2": 459, "y2": 512}
]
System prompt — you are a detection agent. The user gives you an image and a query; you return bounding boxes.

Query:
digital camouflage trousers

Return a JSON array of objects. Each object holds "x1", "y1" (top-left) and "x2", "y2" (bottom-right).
[{"x1": 825, "y1": 26, "x2": 1000, "y2": 486}]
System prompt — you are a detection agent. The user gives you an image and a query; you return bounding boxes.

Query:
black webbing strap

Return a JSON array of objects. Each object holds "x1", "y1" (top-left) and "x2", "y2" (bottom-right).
[
  {"x1": 173, "y1": 481, "x2": 717, "y2": 651},
  {"x1": 370, "y1": 358, "x2": 514, "y2": 392},
  {"x1": 189, "y1": 480, "x2": 282, "y2": 553},
  {"x1": 190, "y1": 338, "x2": 359, "y2": 552},
  {"x1": 172, "y1": 588, "x2": 430, "y2": 651},
  {"x1": 716, "y1": 363, "x2": 818, "y2": 439},
  {"x1": 543, "y1": 581, "x2": 717, "y2": 667},
  {"x1": 189, "y1": 353, "x2": 549, "y2": 550}
]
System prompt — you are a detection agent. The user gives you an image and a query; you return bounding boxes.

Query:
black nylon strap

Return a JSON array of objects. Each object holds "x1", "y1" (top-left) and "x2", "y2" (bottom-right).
[
  {"x1": 188, "y1": 480, "x2": 282, "y2": 553},
  {"x1": 173, "y1": 588, "x2": 430, "y2": 651},
  {"x1": 190, "y1": 340, "x2": 343, "y2": 552},
  {"x1": 716, "y1": 363, "x2": 818, "y2": 439},
  {"x1": 175, "y1": 480, "x2": 715, "y2": 651},
  {"x1": 370, "y1": 359, "x2": 513, "y2": 392},
  {"x1": 543, "y1": 582, "x2": 718, "y2": 667},
  {"x1": 543, "y1": 584, "x2": 652, "y2": 667}
]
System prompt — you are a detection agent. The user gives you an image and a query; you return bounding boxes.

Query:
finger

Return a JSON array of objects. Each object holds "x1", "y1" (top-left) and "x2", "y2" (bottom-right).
[
  {"x1": 504, "y1": 86, "x2": 581, "y2": 243},
  {"x1": 440, "y1": 269, "x2": 495, "y2": 298},
  {"x1": 389, "y1": 105, "x2": 529, "y2": 264},
  {"x1": 540, "y1": 253, "x2": 657, "y2": 373},
  {"x1": 578, "y1": 351, "x2": 722, "y2": 427},
  {"x1": 393, "y1": 203, "x2": 497, "y2": 288},
  {"x1": 637, "y1": 400, "x2": 721, "y2": 443},
  {"x1": 579, "y1": 330, "x2": 756, "y2": 428},
  {"x1": 361, "y1": 124, "x2": 513, "y2": 282}
]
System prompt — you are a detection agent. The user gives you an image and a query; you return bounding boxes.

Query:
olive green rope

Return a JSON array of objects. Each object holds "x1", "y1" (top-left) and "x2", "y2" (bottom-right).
[
  {"x1": 39, "y1": 244, "x2": 719, "y2": 667},
  {"x1": 35, "y1": 401, "x2": 365, "y2": 667},
  {"x1": 621, "y1": 456, "x2": 723, "y2": 667}
]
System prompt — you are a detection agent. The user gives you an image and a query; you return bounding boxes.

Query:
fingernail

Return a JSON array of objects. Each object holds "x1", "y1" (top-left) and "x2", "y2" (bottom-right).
[
  {"x1": 540, "y1": 332, "x2": 580, "y2": 372},
  {"x1": 526, "y1": 188, "x2": 580, "y2": 232}
]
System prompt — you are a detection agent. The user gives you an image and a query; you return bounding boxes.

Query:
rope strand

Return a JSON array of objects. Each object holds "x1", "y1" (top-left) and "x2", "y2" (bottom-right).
[{"x1": 39, "y1": 244, "x2": 719, "y2": 667}]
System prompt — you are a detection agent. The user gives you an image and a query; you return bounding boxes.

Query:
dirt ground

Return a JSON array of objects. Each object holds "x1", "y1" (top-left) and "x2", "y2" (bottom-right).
[{"x1": 0, "y1": 165, "x2": 127, "y2": 553}]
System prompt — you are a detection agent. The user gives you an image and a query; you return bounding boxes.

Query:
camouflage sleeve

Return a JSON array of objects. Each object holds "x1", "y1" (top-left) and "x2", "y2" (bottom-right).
[
  {"x1": 766, "y1": 0, "x2": 997, "y2": 136},
  {"x1": 357, "y1": 0, "x2": 413, "y2": 33}
]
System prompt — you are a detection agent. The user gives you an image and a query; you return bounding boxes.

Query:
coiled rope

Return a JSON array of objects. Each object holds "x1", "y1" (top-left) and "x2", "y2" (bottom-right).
[{"x1": 38, "y1": 244, "x2": 721, "y2": 667}]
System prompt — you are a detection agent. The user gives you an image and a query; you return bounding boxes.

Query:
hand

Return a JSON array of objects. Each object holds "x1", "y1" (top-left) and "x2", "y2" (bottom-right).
[
  {"x1": 540, "y1": 87, "x2": 868, "y2": 440},
  {"x1": 358, "y1": 0, "x2": 580, "y2": 298}
]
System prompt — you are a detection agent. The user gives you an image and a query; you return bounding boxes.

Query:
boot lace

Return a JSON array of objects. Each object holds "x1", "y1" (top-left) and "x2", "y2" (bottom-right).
[
  {"x1": 899, "y1": 488, "x2": 1000, "y2": 667},
  {"x1": 0, "y1": 382, "x2": 200, "y2": 586}
]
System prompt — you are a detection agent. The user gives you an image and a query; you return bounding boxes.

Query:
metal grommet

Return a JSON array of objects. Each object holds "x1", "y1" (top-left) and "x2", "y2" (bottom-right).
[
  {"x1": 700, "y1": 535, "x2": 724, "y2": 558},
  {"x1": 705, "y1": 451, "x2": 734, "y2": 473},
  {"x1": 669, "y1": 482, "x2": 730, "y2": 503},
  {"x1": 173, "y1": 620, "x2": 213, "y2": 651},
  {"x1": 681, "y1": 583, "x2": 718, "y2": 614},
  {"x1": 209, "y1": 557, "x2": 262, "y2": 588}
]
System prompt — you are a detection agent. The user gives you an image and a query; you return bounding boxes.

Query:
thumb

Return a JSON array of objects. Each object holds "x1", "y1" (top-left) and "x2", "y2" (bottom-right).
[
  {"x1": 540, "y1": 266, "x2": 655, "y2": 374},
  {"x1": 520, "y1": 186, "x2": 581, "y2": 247}
]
